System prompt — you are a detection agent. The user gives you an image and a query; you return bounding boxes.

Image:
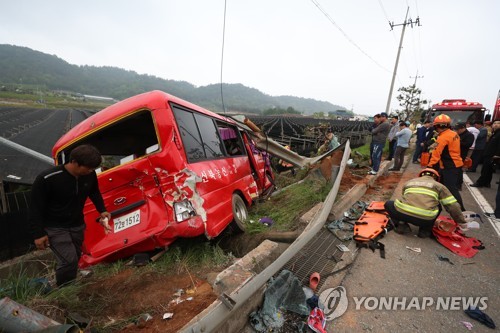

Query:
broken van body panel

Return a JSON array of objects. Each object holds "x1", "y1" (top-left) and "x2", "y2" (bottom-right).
[{"x1": 52, "y1": 90, "x2": 275, "y2": 267}]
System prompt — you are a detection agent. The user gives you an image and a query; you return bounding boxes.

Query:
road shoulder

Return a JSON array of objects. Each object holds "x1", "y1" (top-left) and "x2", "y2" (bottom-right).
[{"x1": 327, "y1": 161, "x2": 500, "y2": 333}]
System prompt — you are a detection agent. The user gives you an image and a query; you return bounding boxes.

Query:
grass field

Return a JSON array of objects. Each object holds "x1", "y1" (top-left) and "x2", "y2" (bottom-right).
[{"x1": 0, "y1": 90, "x2": 113, "y2": 110}]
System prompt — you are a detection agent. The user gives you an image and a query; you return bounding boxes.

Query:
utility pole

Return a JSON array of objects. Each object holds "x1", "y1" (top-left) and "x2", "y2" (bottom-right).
[
  {"x1": 410, "y1": 71, "x2": 424, "y2": 87},
  {"x1": 405, "y1": 71, "x2": 424, "y2": 117},
  {"x1": 384, "y1": 7, "x2": 421, "y2": 115}
]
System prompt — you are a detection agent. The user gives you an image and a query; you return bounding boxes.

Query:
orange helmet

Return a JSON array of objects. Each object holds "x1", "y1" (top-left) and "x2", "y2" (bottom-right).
[
  {"x1": 419, "y1": 168, "x2": 440, "y2": 181},
  {"x1": 433, "y1": 114, "x2": 451, "y2": 127}
]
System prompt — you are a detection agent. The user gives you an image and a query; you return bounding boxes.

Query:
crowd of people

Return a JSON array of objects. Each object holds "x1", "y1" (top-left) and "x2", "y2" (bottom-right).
[{"x1": 369, "y1": 113, "x2": 500, "y2": 237}]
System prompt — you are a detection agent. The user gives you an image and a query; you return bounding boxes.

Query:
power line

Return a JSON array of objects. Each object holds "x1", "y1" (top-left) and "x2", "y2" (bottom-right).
[
  {"x1": 310, "y1": 0, "x2": 391, "y2": 73},
  {"x1": 377, "y1": 0, "x2": 391, "y2": 23},
  {"x1": 414, "y1": 0, "x2": 420, "y2": 16},
  {"x1": 417, "y1": 27, "x2": 424, "y2": 76},
  {"x1": 377, "y1": 0, "x2": 409, "y2": 84},
  {"x1": 413, "y1": 0, "x2": 425, "y2": 76},
  {"x1": 219, "y1": 0, "x2": 227, "y2": 114},
  {"x1": 410, "y1": 28, "x2": 419, "y2": 72}
]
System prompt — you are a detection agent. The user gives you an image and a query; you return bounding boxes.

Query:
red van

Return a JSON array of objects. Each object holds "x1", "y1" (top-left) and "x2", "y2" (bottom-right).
[{"x1": 52, "y1": 91, "x2": 275, "y2": 267}]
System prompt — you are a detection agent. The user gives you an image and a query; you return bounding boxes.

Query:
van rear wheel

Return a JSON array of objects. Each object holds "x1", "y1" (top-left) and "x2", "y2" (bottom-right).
[{"x1": 231, "y1": 194, "x2": 247, "y2": 232}]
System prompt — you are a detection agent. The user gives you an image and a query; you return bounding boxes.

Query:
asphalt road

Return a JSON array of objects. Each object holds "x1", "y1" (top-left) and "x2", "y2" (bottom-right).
[{"x1": 326, "y1": 161, "x2": 500, "y2": 333}]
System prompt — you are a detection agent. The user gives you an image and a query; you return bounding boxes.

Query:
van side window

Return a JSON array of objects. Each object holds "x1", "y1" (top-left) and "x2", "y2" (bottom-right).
[
  {"x1": 173, "y1": 105, "x2": 232, "y2": 162},
  {"x1": 194, "y1": 114, "x2": 224, "y2": 159},
  {"x1": 172, "y1": 107, "x2": 205, "y2": 162},
  {"x1": 217, "y1": 123, "x2": 245, "y2": 156}
]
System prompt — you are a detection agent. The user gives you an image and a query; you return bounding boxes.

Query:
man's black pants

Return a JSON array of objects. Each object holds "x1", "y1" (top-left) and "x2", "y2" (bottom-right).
[
  {"x1": 474, "y1": 156, "x2": 495, "y2": 187},
  {"x1": 45, "y1": 224, "x2": 85, "y2": 286},
  {"x1": 440, "y1": 167, "x2": 465, "y2": 211},
  {"x1": 388, "y1": 139, "x2": 396, "y2": 160}
]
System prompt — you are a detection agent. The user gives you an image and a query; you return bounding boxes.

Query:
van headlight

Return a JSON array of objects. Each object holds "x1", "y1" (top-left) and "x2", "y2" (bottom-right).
[{"x1": 174, "y1": 200, "x2": 196, "y2": 222}]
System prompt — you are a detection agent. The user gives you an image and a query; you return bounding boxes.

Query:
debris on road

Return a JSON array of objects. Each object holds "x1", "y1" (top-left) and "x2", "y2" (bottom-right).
[
  {"x1": 249, "y1": 270, "x2": 309, "y2": 332},
  {"x1": 463, "y1": 221, "x2": 480, "y2": 230},
  {"x1": 307, "y1": 307, "x2": 327, "y2": 333},
  {"x1": 464, "y1": 306, "x2": 496, "y2": 329},
  {"x1": 309, "y1": 272, "x2": 321, "y2": 291},
  {"x1": 259, "y1": 216, "x2": 274, "y2": 226},
  {"x1": 460, "y1": 321, "x2": 473, "y2": 330},
  {"x1": 436, "y1": 254, "x2": 454, "y2": 265},
  {"x1": 163, "y1": 313, "x2": 174, "y2": 320},
  {"x1": 337, "y1": 244, "x2": 350, "y2": 252},
  {"x1": 405, "y1": 246, "x2": 421, "y2": 253}
]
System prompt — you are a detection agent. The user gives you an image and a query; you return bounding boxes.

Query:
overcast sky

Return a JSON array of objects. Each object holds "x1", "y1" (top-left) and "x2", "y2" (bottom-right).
[{"x1": 1, "y1": 0, "x2": 498, "y2": 115}]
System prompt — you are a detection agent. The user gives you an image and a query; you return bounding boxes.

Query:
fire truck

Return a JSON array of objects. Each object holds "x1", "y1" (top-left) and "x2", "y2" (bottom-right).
[
  {"x1": 423, "y1": 99, "x2": 487, "y2": 125},
  {"x1": 492, "y1": 90, "x2": 500, "y2": 121}
]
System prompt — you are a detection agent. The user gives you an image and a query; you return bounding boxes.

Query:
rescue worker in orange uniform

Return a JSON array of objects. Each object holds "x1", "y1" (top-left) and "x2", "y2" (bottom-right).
[
  {"x1": 426, "y1": 114, "x2": 466, "y2": 211},
  {"x1": 384, "y1": 168, "x2": 467, "y2": 238}
]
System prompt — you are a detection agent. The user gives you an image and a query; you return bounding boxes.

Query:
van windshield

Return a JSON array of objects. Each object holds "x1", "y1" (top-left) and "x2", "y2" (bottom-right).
[{"x1": 56, "y1": 110, "x2": 159, "y2": 171}]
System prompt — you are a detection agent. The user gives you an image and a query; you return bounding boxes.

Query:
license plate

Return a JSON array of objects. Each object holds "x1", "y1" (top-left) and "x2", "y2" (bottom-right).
[{"x1": 113, "y1": 209, "x2": 140, "y2": 233}]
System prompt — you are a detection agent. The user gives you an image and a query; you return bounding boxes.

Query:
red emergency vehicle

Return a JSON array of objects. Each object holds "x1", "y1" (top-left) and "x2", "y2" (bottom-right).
[
  {"x1": 492, "y1": 90, "x2": 500, "y2": 121},
  {"x1": 52, "y1": 91, "x2": 275, "y2": 267},
  {"x1": 425, "y1": 99, "x2": 486, "y2": 125}
]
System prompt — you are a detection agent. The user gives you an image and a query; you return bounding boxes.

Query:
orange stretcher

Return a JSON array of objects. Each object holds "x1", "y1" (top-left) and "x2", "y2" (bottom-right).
[{"x1": 353, "y1": 201, "x2": 393, "y2": 258}]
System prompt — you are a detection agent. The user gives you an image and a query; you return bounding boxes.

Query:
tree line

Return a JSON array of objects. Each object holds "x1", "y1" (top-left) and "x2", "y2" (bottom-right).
[{"x1": 0, "y1": 44, "x2": 347, "y2": 115}]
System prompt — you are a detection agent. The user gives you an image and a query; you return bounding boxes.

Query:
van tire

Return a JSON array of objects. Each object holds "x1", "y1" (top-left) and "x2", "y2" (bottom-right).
[{"x1": 231, "y1": 194, "x2": 248, "y2": 232}]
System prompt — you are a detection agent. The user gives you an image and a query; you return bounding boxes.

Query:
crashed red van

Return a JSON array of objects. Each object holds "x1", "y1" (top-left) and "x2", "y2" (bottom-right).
[{"x1": 52, "y1": 90, "x2": 275, "y2": 267}]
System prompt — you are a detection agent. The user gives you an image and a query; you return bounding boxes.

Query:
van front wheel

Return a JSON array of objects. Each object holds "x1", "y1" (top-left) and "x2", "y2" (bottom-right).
[{"x1": 231, "y1": 194, "x2": 248, "y2": 232}]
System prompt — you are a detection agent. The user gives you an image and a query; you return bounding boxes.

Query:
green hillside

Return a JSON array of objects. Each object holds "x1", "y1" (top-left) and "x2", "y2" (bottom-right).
[{"x1": 0, "y1": 44, "x2": 348, "y2": 115}]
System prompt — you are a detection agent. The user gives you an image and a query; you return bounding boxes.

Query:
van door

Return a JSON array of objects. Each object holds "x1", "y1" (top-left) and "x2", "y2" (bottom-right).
[
  {"x1": 241, "y1": 133, "x2": 273, "y2": 193},
  {"x1": 83, "y1": 157, "x2": 170, "y2": 261}
]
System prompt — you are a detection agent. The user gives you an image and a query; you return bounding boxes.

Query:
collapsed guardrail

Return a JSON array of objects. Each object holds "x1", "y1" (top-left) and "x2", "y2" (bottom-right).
[
  {"x1": 0, "y1": 136, "x2": 53, "y2": 165},
  {"x1": 231, "y1": 116, "x2": 338, "y2": 169},
  {"x1": 180, "y1": 140, "x2": 351, "y2": 333}
]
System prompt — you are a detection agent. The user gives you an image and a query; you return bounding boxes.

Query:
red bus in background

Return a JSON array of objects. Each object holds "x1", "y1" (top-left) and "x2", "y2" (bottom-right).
[
  {"x1": 424, "y1": 99, "x2": 487, "y2": 125},
  {"x1": 492, "y1": 90, "x2": 500, "y2": 121},
  {"x1": 52, "y1": 90, "x2": 275, "y2": 267}
]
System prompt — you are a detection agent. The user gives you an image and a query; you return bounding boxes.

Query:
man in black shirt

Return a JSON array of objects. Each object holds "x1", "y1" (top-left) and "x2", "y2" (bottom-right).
[
  {"x1": 455, "y1": 122, "x2": 474, "y2": 190},
  {"x1": 471, "y1": 120, "x2": 500, "y2": 188},
  {"x1": 29, "y1": 144, "x2": 111, "y2": 286},
  {"x1": 469, "y1": 120, "x2": 488, "y2": 172}
]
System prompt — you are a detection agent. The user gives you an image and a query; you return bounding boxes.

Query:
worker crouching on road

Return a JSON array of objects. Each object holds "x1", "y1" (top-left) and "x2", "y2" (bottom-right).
[{"x1": 384, "y1": 168, "x2": 467, "y2": 238}]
